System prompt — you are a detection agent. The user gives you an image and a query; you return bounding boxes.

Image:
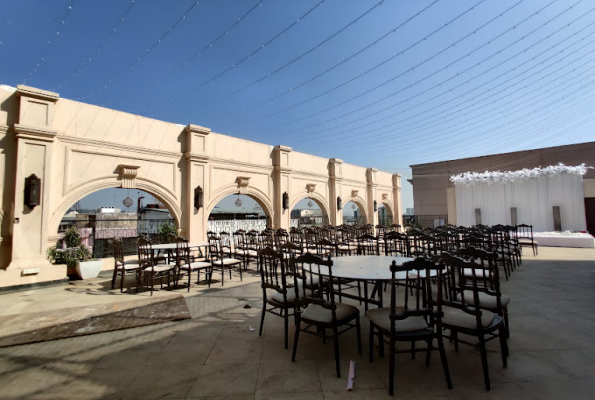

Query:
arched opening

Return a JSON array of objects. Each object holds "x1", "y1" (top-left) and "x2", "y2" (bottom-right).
[
  {"x1": 53, "y1": 187, "x2": 177, "y2": 261},
  {"x1": 290, "y1": 197, "x2": 329, "y2": 229},
  {"x1": 343, "y1": 201, "x2": 366, "y2": 225},
  {"x1": 207, "y1": 194, "x2": 268, "y2": 235},
  {"x1": 378, "y1": 203, "x2": 393, "y2": 226}
]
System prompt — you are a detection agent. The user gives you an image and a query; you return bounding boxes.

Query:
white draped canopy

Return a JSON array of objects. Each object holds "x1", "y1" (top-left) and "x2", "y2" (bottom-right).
[{"x1": 452, "y1": 164, "x2": 589, "y2": 232}]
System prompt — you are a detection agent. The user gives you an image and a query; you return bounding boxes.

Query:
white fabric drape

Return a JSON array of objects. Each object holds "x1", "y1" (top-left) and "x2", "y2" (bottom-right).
[{"x1": 455, "y1": 173, "x2": 586, "y2": 232}]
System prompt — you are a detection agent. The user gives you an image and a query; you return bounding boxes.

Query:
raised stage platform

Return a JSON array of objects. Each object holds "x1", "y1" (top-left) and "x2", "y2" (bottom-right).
[{"x1": 533, "y1": 232, "x2": 595, "y2": 248}]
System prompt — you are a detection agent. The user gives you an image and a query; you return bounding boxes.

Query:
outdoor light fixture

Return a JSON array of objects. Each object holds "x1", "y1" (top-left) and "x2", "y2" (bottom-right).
[
  {"x1": 194, "y1": 186, "x2": 203, "y2": 210},
  {"x1": 374, "y1": 200, "x2": 378, "y2": 212},
  {"x1": 337, "y1": 196, "x2": 342, "y2": 210},
  {"x1": 24, "y1": 174, "x2": 41, "y2": 209},
  {"x1": 282, "y1": 192, "x2": 289, "y2": 210}
]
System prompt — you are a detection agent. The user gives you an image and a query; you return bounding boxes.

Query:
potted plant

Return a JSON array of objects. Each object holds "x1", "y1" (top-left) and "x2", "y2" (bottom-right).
[
  {"x1": 158, "y1": 222, "x2": 177, "y2": 243},
  {"x1": 47, "y1": 227, "x2": 103, "y2": 279}
]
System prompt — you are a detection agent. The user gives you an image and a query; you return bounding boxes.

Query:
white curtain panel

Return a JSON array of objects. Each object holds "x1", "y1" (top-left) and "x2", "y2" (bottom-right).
[{"x1": 455, "y1": 173, "x2": 586, "y2": 232}]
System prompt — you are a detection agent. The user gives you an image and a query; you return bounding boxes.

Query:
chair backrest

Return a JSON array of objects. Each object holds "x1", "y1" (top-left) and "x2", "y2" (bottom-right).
[
  {"x1": 516, "y1": 224, "x2": 534, "y2": 240},
  {"x1": 293, "y1": 252, "x2": 337, "y2": 319},
  {"x1": 390, "y1": 223, "x2": 402, "y2": 233},
  {"x1": 275, "y1": 229, "x2": 289, "y2": 248},
  {"x1": 176, "y1": 237, "x2": 190, "y2": 266},
  {"x1": 138, "y1": 237, "x2": 154, "y2": 268},
  {"x1": 289, "y1": 227, "x2": 303, "y2": 247},
  {"x1": 454, "y1": 246, "x2": 501, "y2": 292},
  {"x1": 384, "y1": 231, "x2": 409, "y2": 256},
  {"x1": 440, "y1": 251, "x2": 503, "y2": 328},
  {"x1": 316, "y1": 238, "x2": 337, "y2": 257},
  {"x1": 208, "y1": 235, "x2": 222, "y2": 260},
  {"x1": 113, "y1": 237, "x2": 124, "y2": 265},
  {"x1": 356, "y1": 233, "x2": 378, "y2": 255},
  {"x1": 376, "y1": 225, "x2": 387, "y2": 239},
  {"x1": 258, "y1": 231, "x2": 274, "y2": 249},
  {"x1": 234, "y1": 230, "x2": 246, "y2": 250},
  {"x1": 245, "y1": 231, "x2": 259, "y2": 251},
  {"x1": 279, "y1": 241, "x2": 302, "y2": 271},
  {"x1": 258, "y1": 247, "x2": 291, "y2": 302},
  {"x1": 220, "y1": 232, "x2": 232, "y2": 249},
  {"x1": 388, "y1": 257, "x2": 444, "y2": 329}
]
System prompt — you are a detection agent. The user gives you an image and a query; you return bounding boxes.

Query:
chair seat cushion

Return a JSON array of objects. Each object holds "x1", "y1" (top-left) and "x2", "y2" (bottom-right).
[
  {"x1": 337, "y1": 245, "x2": 351, "y2": 251},
  {"x1": 116, "y1": 263, "x2": 141, "y2": 270},
  {"x1": 214, "y1": 258, "x2": 242, "y2": 266},
  {"x1": 441, "y1": 306, "x2": 496, "y2": 330},
  {"x1": 463, "y1": 268, "x2": 491, "y2": 278},
  {"x1": 236, "y1": 249, "x2": 258, "y2": 256},
  {"x1": 365, "y1": 307, "x2": 429, "y2": 332},
  {"x1": 180, "y1": 261, "x2": 211, "y2": 271},
  {"x1": 463, "y1": 291, "x2": 511, "y2": 309},
  {"x1": 302, "y1": 302, "x2": 358, "y2": 323},
  {"x1": 144, "y1": 264, "x2": 174, "y2": 273},
  {"x1": 271, "y1": 288, "x2": 312, "y2": 303}
]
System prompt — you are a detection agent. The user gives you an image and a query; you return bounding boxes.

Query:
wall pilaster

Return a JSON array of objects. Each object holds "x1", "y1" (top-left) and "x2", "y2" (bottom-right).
[
  {"x1": 183, "y1": 124, "x2": 211, "y2": 241},
  {"x1": 272, "y1": 145, "x2": 292, "y2": 230},
  {"x1": 393, "y1": 174, "x2": 403, "y2": 227},
  {"x1": 9, "y1": 85, "x2": 60, "y2": 272}
]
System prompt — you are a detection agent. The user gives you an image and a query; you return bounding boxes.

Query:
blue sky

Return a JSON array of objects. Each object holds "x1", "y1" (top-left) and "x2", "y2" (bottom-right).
[{"x1": 3, "y1": 0, "x2": 595, "y2": 212}]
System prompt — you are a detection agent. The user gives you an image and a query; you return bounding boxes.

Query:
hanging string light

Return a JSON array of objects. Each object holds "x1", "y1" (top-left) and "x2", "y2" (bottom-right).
[
  {"x1": 235, "y1": 194, "x2": 242, "y2": 207},
  {"x1": 351, "y1": 204, "x2": 356, "y2": 210},
  {"x1": 308, "y1": 200, "x2": 313, "y2": 208}
]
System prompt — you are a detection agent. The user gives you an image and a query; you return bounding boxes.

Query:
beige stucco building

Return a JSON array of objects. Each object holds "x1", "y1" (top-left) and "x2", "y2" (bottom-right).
[
  {"x1": 410, "y1": 142, "x2": 595, "y2": 230},
  {"x1": 0, "y1": 84, "x2": 402, "y2": 289}
]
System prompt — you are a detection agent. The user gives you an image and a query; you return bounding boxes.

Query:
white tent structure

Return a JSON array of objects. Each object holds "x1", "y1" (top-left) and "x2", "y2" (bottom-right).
[{"x1": 452, "y1": 164, "x2": 590, "y2": 232}]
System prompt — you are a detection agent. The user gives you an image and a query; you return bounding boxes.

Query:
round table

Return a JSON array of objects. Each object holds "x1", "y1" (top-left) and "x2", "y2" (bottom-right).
[
  {"x1": 151, "y1": 242, "x2": 209, "y2": 264},
  {"x1": 151, "y1": 242, "x2": 208, "y2": 250},
  {"x1": 306, "y1": 255, "x2": 435, "y2": 309}
]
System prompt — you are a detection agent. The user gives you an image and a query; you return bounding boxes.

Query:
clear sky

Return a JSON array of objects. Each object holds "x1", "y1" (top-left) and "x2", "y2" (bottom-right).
[{"x1": 3, "y1": 0, "x2": 595, "y2": 212}]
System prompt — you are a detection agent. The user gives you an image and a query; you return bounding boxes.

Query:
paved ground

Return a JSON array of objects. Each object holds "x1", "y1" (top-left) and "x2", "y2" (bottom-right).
[{"x1": 0, "y1": 247, "x2": 594, "y2": 399}]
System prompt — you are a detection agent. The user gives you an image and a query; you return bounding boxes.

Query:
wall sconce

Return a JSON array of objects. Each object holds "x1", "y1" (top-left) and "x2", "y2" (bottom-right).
[
  {"x1": 194, "y1": 186, "x2": 203, "y2": 210},
  {"x1": 24, "y1": 174, "x2": 41, "y2": 209},
  {"x1": 374, "y1": 200, "x2": 378, "y2": 212},
  {"x1": 337, "y1": 196, "x2": 342, "y2": 210},
  {"x1": 282, "y1": 192, "x2": 289, "y2": 210}
]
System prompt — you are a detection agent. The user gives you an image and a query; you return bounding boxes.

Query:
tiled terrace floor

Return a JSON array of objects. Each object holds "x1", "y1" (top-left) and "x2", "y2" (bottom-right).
[{"x1": 0, "y1": 247, "x2": 594, "y2": 399}]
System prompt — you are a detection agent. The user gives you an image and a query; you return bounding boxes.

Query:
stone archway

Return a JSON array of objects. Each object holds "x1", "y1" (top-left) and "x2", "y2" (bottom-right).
[
  {"x1": 49, "y1": 178, "x2": 182, "y2": 238},
  {"x1": 206, "y1": 185, "x2": 274, "y2": 229},
  {"x1": 289, "y1": 192, "x2": 331, "y2": 228},
  {"x1": 343, "y1": 196, "x2": 367, "y2": 223}
]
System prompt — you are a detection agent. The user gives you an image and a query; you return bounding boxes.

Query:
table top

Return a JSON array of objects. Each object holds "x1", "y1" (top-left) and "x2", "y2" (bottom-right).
[
  {"x1": 311, "y1": 255, "x2": 431, "y2": 281},
  {"x1": 151, "y1": 242, "x2": 208, "y2": 250}
]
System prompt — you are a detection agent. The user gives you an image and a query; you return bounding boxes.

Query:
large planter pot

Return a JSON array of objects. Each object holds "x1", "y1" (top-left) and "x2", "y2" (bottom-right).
[{"x1": 75, "y1": 260, "x2": 103, "y2": 280}]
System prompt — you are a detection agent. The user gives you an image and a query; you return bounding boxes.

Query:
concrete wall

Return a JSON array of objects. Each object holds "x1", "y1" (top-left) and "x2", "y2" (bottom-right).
[
  {"x1": 411, "y1": 142, "x2": 595, "y2": 224},
  {"x1": 0, "y1": 84, "x2": 402, "y2": 289}
]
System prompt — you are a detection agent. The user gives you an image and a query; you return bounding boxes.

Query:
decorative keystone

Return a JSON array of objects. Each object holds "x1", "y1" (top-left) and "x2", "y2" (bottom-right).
[{"x1": 118, "y1": 165, "x2": 140, "y2": 189}]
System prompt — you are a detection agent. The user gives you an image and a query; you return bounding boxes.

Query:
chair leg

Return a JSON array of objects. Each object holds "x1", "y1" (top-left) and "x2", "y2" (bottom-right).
[
  {"x1": 411, "y1": 340, "x2": 416, "y2": 360},
  {"x1": 356, "y1": 315, "x2": 362, "y2": 355},
  {"x1": 187, "y1": 270, "x2": 191, "y2": 292},
  {"x1": 259, "y1": 299, "x2": 266, "y2": 337},
  {"x1": 284, "y1": 310, "x2": 289, "y2": 350},
  {"x1": 136, "y1": 271, "x2": 140, "y2": 294},
  {"x1": 504, "y1": 309, "x2": 510, "y2": 338},
  {"x1": 478, "y1": 335, "x2": 491, "y2": 391},
  {"x1": 499, "y1": 326, "x2": 509, "y2": 364},
  {"x1": 292, "y1": 319, "x2": 300, "y2": 362},
  {"x1": 150, "y1": 273, "x2": 154, "y2": 297},
  {"x1": 111, "y1": 268, "x2": 118, "y2": 290},
  {"x1": 437, "y1": 334, "x2": 453, "y2": 389},
  {"x1": 369, "y1": 323, "x2": 375, "y2": 363},
  {"x1": 388, "y1": 335, "x2": 395, "y2": 396},
  {"x1": 333, "y1": 326, "x2": 341, "y2": 378},
  {"x1": 425, "y1": 339, "x2": 432, "y2": 366}
]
